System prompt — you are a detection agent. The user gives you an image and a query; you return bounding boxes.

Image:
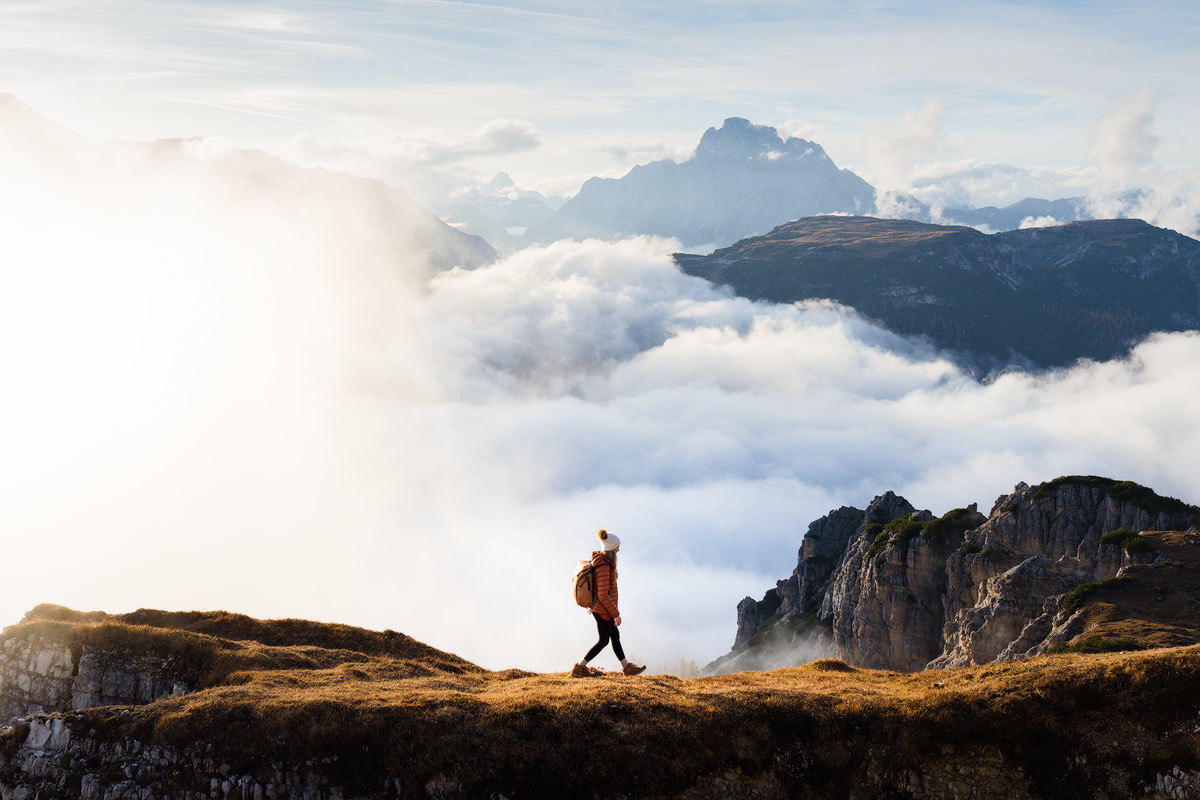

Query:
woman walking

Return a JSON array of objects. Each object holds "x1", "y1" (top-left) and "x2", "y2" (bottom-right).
[{"x1": 573, "y1": 529, "x2": 646, "y2": 677}]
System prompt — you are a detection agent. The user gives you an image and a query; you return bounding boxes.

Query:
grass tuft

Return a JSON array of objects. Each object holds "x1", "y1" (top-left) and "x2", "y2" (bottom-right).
[
  {"x1": 1061, "y1": 576, "x2": 1134, "y2": 616},
  {"x1": 866, "y1": 508, "x2": 981, "y2": 562},
  {"x1": 1049, "y1": 635, "x2": 1149, "y2": 654}
]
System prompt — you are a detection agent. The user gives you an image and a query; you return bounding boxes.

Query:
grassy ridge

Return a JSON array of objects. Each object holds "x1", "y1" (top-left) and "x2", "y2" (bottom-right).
[
  {"x1": 16, "y1": 604, "x2": 476, "y2": 669},
  {"x1": 3, "y1": 605, "x2": 478, "y2": 690},
  {"x1": 121, "y1": 645, "x2": 1200, "y2": 796},
  {"x1": 7, "y1": 605, "x2": 1200, "y2": 797}
]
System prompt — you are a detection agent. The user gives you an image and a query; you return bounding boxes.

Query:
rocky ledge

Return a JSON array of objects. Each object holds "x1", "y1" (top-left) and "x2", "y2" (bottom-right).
[
  {"x1": 719, "y1": 475, "x2": 1200, "y2": 674},
  {"x1": 4, "y1": 601, "x2": 1200, "y2": 798}
]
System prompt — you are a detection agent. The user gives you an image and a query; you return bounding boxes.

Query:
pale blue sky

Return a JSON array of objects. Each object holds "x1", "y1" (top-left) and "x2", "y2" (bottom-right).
[{"x1": 3, "y1": 1, "x2": 1198, "y2": 202}]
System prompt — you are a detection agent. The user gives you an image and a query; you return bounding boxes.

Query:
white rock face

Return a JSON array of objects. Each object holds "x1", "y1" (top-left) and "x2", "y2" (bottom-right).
[
  {"x1": 0, "y1": 637, "x2": 73, "y2": 719},
  {"x1": 22, "y1": 717, "x2": 69, "y2": 751}
]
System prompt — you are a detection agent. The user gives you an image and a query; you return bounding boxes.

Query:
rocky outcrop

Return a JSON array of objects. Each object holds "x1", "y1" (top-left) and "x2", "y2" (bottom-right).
[
  {"x1": 714, "y1": 493, "x2": 913, "y2": 673},
  {"x1": 725, "y1": 476, "x2": 1199, "y2": 673},
  {"x1": 733, "y1": 592, "x2": 780, "y2": 648},
  {"x1": 0, "y1": 635, "x2": 75, "y2": 720},
  {"x1": 0, "y1": 715, "x2": 353, "y2": 800},
  {"x1": 732, "y1": 504, "x2": 866, "y2": 649},
  {"x1": 792, "y1": 505, "x2": 865, "y2": 615},
  {"x1": 71, "y1": 649, "x2": 189, "y2": 711},
  {"x1": 819, "y1": 500, "x2": 986, "y2": 671},
  {"x1": 0, "y1": 630, "x2": 189, "y2": 721},
  {"x1": 930, "y1": 479, "x2": 1186, "y2": 667}
]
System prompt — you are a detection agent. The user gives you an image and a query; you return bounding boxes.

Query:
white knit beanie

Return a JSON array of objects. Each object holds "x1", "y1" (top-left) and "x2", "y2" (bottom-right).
[{"x1": 597, "y1": 529, "x2": 621, "y2": 551}]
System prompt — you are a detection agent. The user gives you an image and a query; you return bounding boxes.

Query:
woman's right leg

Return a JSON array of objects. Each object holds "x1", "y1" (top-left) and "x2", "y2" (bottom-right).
[{"x1": 583, "y1": 612, "x2": 613, "y2": 662}]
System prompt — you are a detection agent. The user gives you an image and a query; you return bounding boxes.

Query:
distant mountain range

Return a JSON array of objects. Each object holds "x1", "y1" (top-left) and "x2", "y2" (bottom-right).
[
  {"x1": 675, "y1": 215, "x2": 1200, "y2": 369},
  {"x1": 436, "y1": 172, "x2": 565, "y2": 252},
  {"x1": 440, "y1": 117, "x2": 1099, "y2": 250},
  {"x1": 940, "y1": 196, "x2": 1091, "y2": 232}
]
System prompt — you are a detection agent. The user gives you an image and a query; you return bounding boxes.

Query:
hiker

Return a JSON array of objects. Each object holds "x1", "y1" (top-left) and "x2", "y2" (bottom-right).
[{"x1": 573, "y1": 529, "x2": 646, "y2": 677}]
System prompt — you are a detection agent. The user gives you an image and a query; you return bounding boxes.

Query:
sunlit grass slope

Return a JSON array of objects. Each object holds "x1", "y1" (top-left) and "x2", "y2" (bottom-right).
[
  {"x1": 7, "y1": 605, "x2": 1200, "y2": 797},
  {"x1": 1057, "y1": 531, "x2": 1200, "y2": 652}
]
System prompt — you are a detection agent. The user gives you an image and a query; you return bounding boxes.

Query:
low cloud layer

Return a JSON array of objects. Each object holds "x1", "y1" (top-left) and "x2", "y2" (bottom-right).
[{"x1": 5, "y1": 108, "x2": 1200, "y2": 676}]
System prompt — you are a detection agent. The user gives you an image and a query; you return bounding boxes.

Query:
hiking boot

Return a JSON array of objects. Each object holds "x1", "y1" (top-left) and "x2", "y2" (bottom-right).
[
  {"x1": 571, "y1": 664, "x2": 592, "y2": 678},
  {"x1": 622, "y1": 663, "x2": 646, "y2": 676}
]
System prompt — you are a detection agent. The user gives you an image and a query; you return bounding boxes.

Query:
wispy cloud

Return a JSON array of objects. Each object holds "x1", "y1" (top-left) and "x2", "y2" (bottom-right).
[
  {"x1": 6, "y1": 0, "x2": 1199, "y2": 192},
  {"x1": 161, "y1": 96, "x2": 314, "y2": 124}
]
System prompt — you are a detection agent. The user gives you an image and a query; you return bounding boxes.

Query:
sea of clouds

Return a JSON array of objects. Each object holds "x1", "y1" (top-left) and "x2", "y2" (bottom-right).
[{"x1": 4, "y1": 102, "x2": 1200, "y2": 675}]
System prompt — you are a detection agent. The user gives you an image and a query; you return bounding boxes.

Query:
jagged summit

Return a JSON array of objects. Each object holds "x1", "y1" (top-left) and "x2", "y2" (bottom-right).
[
  {"x1": 526, "y1": 118, "x2": 875, "y2": 248},
  {"x1": 484, "y1": 171, "x2": 516, "y2": 190},
  {"x1": 693, "y1": 117, "x2": 827, "y2": 162}
]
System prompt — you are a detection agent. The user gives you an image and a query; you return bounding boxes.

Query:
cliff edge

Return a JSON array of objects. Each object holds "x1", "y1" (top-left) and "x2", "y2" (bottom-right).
[
  {"x1": 4, "y1": 600, "x2": 1200, "y2": 798},
  {"x1": 719, "y1": 476, "x2": 1200, "y2": 674}
]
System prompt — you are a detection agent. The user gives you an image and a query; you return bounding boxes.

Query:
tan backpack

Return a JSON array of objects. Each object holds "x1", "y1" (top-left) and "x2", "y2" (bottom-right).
[{"x1": 573, "y1": 559, "x2": 596, "y2": 609}]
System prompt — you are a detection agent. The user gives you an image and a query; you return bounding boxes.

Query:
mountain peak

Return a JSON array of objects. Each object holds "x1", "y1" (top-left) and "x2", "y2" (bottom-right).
[
  {"x1": 527, "y1": 118, "x2": 875, "y2": 248},
  {"x1": 485, "y1": 172, "x2": 515, "y2": 191},
  {"x1": 695, "y1": 117, "x2": 785, "y2": 159},
  {"x1": 693, "y1": 117, "x2": 828, "y2": 165}
]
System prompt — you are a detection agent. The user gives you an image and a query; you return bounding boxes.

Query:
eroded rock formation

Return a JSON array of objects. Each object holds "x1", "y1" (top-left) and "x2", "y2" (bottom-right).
[
  {"x1": 722, "y1": 476, "x2": 1198, "y2": 673},
  {"x1": 932, "y1": 479, "x2": 1184, "y2": 667}
]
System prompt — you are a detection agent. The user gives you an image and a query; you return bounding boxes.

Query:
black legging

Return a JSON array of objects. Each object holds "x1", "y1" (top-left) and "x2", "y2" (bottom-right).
[{"x1": 584, "y1": 612, "x2": 625, "y2": 662}]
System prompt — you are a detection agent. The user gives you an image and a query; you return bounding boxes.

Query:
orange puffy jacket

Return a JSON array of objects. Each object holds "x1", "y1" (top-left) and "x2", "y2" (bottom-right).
[{"x1": 589, "y1": 551, "x2": 619, "y2": 620}]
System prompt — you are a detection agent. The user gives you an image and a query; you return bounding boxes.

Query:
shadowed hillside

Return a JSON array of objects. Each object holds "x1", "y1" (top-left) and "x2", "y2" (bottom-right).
[{"x1": 674, "y1": 216, "x2": 1200, "y2": 370}]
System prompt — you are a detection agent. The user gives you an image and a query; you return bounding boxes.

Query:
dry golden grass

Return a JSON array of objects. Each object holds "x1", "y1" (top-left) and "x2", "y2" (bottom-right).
[
  {"x1": 1057, "y1": 531, "x2": 1200, "y2": 651},
  {"x1": 120, "y1": 644, "x2": 1200, "y2": 796},
  {"x1": 17, "y1": 604, "x2": 476, "y2": 669},
  {"x1": 10, "y1": 604, "x2": 1200, "y2": 797}
]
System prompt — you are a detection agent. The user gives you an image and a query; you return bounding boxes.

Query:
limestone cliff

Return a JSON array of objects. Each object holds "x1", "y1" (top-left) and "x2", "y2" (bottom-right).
[
  {"x1": 721, "y1": 476, "x2": 1199, "y2": 673},
  {"x1": 0, "y1": 629, "x2": 188, "y2": 720},
  {"x1": 932, "y1": 478, "x2": 1193, "y2": 667},
  {"x1": 820, "y1": 502, "x2": 987, "y2": 671}
]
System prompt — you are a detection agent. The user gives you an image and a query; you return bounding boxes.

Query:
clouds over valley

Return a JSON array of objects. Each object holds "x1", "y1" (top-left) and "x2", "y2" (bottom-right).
[{"x1": 4, "y1": 103, "x2": 1200, "y2": 674}]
